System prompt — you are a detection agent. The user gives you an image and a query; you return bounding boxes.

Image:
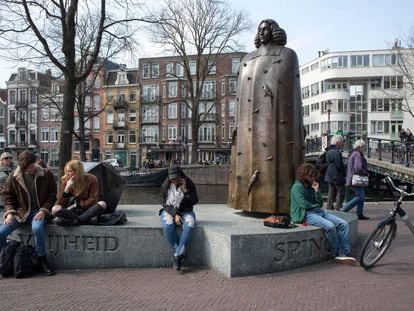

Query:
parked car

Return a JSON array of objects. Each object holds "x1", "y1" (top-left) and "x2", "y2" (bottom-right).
[{"x1": 103, "y1": 158, "x2": 122, "y2": 168}]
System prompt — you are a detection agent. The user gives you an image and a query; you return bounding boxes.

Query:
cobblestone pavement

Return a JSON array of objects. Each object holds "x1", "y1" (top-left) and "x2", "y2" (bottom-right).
[{"x1": 1, "y1": 202, "x2": 413, "y2": 311}]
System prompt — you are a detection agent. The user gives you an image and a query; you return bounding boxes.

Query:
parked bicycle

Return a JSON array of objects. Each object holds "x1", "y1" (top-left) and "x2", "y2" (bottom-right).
[{"x1": 359, "y1": 174, "x2": 414, "y2": 269}]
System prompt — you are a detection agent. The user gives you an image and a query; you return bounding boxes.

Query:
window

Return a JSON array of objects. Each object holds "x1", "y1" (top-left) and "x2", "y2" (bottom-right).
[
  {"x1": 129, "y1": 90, "x2": 136, "y2": 102},
  {"x1": 231, "y1": 58, "x2": 240, "y2": 74},
  {"x1": 301, "y1": 67, "x2": 309, "y2": 75},
  {"x1": 116, "y1": 72, "x2": 127, "y2": 85},
  {"x1": 166, "y1": 63, "x2": 174, "y2": 78},
  {"x1": 168, "y1": 103, "x2": 177, "y2": 119},
  {"x1": 9, "y1": 91, "x2": 16, "y2": 104},
  {"x1": 221, "y1": 101, "x2": 225, "y2": 117},
  {"x1": 93, "y1": 117, "x2": 100, "y2": 131},
  {"x1": 199, "y1": 124, "x2": 215, "y2": 142},
  {"x1": 370, "y1": 120, "x2": 390, "y2": 134},
  {"x1": 350, "y1": 55, "x2": 370, "y2": 67},
  {"x1": 50, "y1": 127, "x2": 58, "y2": 142},
  {"x1": 303, "y1": 105, "x2": 309, "y2": 116},
  {"x1": 106, "y1": 132, "x2": 114, "y2": 144},
  {"x1": 201, "y1": 81, "x2": 215, "y2": 99},
  {"x1": 221, "y1": 123, "x2": 225, "y2": 139},
  {"x1": 228, "y1": 100, "x2": 236, "y2": 117},
  {"x1": 142, "y1": 105, "x2": 159, "y2": 122},
  {"x1": 117, "y1": 131, "x2": 125, "y2": 143},
  {"x1": 229, "y1": 79, "x2": 237, "y2": 94},
  {"x1": 151, "y1": 64, "x2": 159, "y2": 78},
  {"x1": 176, "y1": 63, "x2": 184, "y2": 77},
  {"x1": 41, "y1": 128, "x2": 49, "y2": 142},
  {"x1": 142, "y1": 64, "x2": 149, "y2": 78},
  {"x1": 208, "y1": 60, "x2": 216, "y2": 74},
  {"x1": 228, "y1": 123, "x2": 234, "y2": 139},
  {"x1": 8, "y1": 130, "x2": 16, "y2": 144},
  {"x1": 129, "y1": 109, "x2": 137, "y2": 122},
  {"x1": 106, "y1": 110, "x2": 113, "y2": 123},
  {"x1": 181, "y1": 103, "x2": 187, "y2": 119},
  {"x1": 311, "y1": 83, "x2": 319, "y2": 96},
  {"x1": 372, "y1": 54, "x2": 399, "y2": 67},
  {"x1": 129, "y1": 130, "x2": 136, "y2": 143},
  {"x1": 168, "y1": 124, "x2": 177, "y2": 140},
  {"x1": 142, "y1": 84, "x2": 159, "y2": 101},
  {"x1": 168, "y1": 81, "x2": 177, "y2": 98},
  {"x1": 41, "y1": 106, "x2": 50, "y2": 121},
  {"x1": 142, "y1": 125, "x2": 159, "y2": 143},
  {"x1": 19, "y1": 90, "x2": 27, "y2": 103},
  {"x1": 30, "y1": 109, "x2": 37, "y2": 123},
  {"x1": 30, "y1": 90, "x2": 37, "y2": 103},
  {"x1": 29, "y1": 129, "x2": 36, "y2": 145},
  {"x1": 181, "y1": 83, "x2": 187, "y2": 98},
  {"x1": 302, "y1": 86, "x2": 309, "y2": 99},
  {"x1": 310, "y1": 102, "x2": 319, "y2": 112},
  {"x1": 321, "y1": 56, "x2": 348, "y2": 70},
  {"x1": 310, "y1": 62, "x2": 319, "y2": 71},
  {"x1": 94, "y1": 76, "x2": 101, "y2": 88},
  {"x1": 93, "y1": 95, "x2": 100, "y2": 110},
  {"x1": 189, "y1": 61, "x2": 196, "y2": 75}
]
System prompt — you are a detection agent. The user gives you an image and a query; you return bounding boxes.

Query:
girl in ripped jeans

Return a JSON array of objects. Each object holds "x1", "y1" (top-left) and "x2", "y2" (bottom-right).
[{"x1": 159, "y1": 165, "x2": 198, "y2": 271}]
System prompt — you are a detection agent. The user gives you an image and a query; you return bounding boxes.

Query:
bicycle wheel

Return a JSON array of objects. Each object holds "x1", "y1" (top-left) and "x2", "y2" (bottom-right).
[{"x1": 359, "y1": 221, "x2": 397, "y2": 269}]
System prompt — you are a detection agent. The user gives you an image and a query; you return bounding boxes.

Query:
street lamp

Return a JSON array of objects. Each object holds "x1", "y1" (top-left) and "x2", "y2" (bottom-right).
[{"x1": 326, "y1": 100, "x2": 333, "y2": 136}]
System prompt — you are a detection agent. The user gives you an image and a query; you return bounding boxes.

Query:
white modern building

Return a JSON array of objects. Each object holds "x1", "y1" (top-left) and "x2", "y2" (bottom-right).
[{"x1": 300, "y1": 48, "x2": 414, "y2": 141}]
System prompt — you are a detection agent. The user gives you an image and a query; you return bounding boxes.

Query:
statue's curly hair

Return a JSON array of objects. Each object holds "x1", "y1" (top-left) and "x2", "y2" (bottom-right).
[
  {"x1": 254, "y1": 19, "x2": 287, "y2": 48},
  {"x1": 295, "y1": 163, "x2": 320, "y2": 183}
]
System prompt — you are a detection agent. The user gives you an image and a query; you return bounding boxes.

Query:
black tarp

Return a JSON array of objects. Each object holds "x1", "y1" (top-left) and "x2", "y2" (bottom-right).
[{"x1": 82, "y1": 162, "x2": 126, "y2": 213}]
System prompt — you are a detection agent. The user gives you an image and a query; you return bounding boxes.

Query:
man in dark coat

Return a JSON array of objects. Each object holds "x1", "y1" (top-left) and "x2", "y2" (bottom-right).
[
  {"x1": 0, "y1": 151, "x2": 57, "y2": 275},
  {"x1": 324, "y1": 135, "x2": 346, "y2": 210}
]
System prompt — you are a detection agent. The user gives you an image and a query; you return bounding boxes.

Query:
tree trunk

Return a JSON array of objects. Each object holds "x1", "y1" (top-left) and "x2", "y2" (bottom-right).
[
  {"x1": 191, "y1": 118, "x2": 199, "y2": 164},
  {"x1": 58, "y1": 77, "x2": 76, "y2": 177}
]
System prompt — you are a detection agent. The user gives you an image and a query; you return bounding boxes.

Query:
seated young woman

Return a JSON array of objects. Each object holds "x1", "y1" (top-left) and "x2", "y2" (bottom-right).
[{"x1": 52, "y1": 160, "x2": 106, "y2": 226}]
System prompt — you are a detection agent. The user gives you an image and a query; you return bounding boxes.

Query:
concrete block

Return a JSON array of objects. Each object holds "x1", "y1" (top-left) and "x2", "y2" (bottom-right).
[{"x1": 4, "y1": 205, "x2": 358, "y2": 277}]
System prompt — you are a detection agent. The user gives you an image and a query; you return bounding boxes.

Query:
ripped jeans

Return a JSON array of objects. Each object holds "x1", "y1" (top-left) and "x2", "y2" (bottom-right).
[{"x1": 160, "y1": 210, "x2": 196, "y2": 257}]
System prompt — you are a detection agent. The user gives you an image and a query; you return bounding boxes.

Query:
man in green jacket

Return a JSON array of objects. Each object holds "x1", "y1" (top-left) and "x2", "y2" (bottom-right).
[{"x1": 290, "y1": 163, "x2": 355, "y2": 265}]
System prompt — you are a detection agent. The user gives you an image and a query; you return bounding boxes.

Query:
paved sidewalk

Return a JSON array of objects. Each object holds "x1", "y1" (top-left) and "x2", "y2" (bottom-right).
[{"x1": 1, "y1": 202, "x2": 414, "y2": 311}]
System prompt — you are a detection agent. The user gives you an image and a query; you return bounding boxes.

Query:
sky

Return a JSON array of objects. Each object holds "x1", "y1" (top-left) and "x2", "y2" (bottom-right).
[{"x1": 1, "y1": 0, "x2": 414, "y2": 88}]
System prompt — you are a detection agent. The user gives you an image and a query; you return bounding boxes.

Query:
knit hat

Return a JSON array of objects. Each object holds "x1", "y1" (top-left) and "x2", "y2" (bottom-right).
[
  {"x1": 17, "y1": 151, "x2": 37, "y2": 170},
  {"x1": 0, "y1": 152, "x2": 12, "y2": 161},
  {"x1": 168, "y1": 165, "x2": 181, "y2": 180}
]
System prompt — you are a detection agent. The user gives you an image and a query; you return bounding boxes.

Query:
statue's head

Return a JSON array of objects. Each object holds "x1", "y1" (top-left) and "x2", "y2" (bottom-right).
[{"x1": 254, "y1": 19, "x2": 287, "y2": 48}]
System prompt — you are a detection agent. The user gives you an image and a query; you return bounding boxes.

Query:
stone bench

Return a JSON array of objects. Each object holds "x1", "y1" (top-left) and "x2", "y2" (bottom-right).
[{"x1": 6, "y1": 205, "x2": 358, "y2": 277}]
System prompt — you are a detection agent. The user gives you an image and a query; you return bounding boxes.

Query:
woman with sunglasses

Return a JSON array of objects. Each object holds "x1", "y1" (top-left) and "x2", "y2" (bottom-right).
[{"x1": 0, "y1": 152, "x2": 16, "y2": 208}]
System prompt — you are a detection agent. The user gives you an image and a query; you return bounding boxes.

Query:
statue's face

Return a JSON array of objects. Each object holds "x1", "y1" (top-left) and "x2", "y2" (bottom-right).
[{"x1": 258, "y1": 22, "x2": 271, "y2": 45}]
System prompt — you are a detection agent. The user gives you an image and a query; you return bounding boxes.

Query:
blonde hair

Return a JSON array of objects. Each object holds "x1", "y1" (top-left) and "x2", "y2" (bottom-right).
[{"x1": 62, "y1": 160, "x2": 86, "y2": 197}]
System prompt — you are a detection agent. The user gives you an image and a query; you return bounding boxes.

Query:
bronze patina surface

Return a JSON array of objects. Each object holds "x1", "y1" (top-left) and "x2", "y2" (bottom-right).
[{"x1": 228, "y1": 19, "x2": 304, "y2": 214}]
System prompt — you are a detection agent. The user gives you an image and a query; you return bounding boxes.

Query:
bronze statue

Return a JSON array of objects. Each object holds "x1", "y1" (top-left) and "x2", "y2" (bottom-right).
[{"x1": 228, "y1": 19, "x2": 304, "y2": 214}]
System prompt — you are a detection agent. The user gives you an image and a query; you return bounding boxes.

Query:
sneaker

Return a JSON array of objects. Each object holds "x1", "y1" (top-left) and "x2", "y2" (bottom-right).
[
  {"x1": 358, "y1": 215, "x2": 370, "y2": 220},
  {"x1": 334, "y1": 255, "x2": 356, "y2": 266}
]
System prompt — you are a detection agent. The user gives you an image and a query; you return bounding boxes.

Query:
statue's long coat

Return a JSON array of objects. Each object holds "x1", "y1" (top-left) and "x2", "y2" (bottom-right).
[{"x1": 228, "y1": 43, "x2": 304, "y2": 214}]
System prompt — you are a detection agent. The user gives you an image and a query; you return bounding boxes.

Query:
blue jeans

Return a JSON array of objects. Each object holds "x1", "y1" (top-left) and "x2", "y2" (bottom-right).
[
  {"x1": 160, "y1": 210, "x2": 195, "y2": 257},
  {"x1": 0, "y1": 209, "x2": 48, "y2": 256},
  {"x1": 306, "y1": 208, "x2": 350, "y2": 257},
  {"x1": 341, "y1": 187, "x2": 365, "y2": 216}
]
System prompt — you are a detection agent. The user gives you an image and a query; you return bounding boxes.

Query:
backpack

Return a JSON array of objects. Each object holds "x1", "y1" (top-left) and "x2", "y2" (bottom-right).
[
  {"x1": 315, "y1": 152, "x2": 328, "y2": 177},
  {"x1": 0, "y1": 240, "x2": 21, "y2": 277},
  {"x1": 13, "y1": 244, "x2": 38, "y2": 279},
  {"x1": 89, "y1": 210, "x2": 127, "y2": 226}
]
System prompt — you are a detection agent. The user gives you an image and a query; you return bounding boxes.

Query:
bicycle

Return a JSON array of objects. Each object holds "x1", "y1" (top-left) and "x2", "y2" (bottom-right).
[{"x1": 359, "y1": 174, "x2": 414, "y2": 269}]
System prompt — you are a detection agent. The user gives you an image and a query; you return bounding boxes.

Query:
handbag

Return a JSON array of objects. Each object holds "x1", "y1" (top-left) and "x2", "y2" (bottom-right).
[
  {"x1": 351, "y1": 174, "x2": 369, "y2": 187},
  {"x1": 263, "y1": 214, "x2": 296, "y2": 229}
]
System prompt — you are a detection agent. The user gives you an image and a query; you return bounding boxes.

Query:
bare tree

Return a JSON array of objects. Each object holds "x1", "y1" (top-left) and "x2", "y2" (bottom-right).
[
  {"x1": 389, "y1": 30, "x2": 414, "y2": 120},
  {"x1": 0, "y1": 0, "x2": 147, "y2": 175},
  {"x1": 147, "y1": 0, "x2": 250, "y2": 164}
]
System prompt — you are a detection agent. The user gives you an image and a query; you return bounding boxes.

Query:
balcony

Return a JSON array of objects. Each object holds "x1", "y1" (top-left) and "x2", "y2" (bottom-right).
[
  {"x1": 140, "y1": 95, "x2": 161, "y2": 104},
  {"x1": 113, "y1": 122, "x2": 127, "y2": 130},
  {"x1": 141, "y1": 117, "x2": 159, "y2": 124},
  {"x1": 140, "y1": 135, "x2": 159, "y2": 144},
  {"x1": 112, "y1": 142, "x2": 125, "y2": 150},
  {"x1": 16, "y1": 120, "x2": 28, "y2": 127},
  {"x1": 113, "y1": 100, "x2": 128, "y2": 110},
  {"x1": 16, "y1": 100, "x2": 28, "y2": 108}
]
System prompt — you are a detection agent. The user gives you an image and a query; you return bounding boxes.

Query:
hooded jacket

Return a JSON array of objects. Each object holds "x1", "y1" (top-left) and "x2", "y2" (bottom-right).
[{"x1": 3, "y1": 164, "x2": 57, "y2": 222}]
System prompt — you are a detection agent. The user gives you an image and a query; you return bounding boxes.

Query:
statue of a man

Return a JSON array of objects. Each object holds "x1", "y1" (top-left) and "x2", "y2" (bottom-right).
[{"x1": 228, "y1": 19, "x2": 304, "y2": 214}]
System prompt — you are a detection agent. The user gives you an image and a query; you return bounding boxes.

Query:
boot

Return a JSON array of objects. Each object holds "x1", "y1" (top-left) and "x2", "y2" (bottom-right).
[
  {"x1": 54, "y1": 217, "x2": 79, "y2": 226},
  {"x1": 78, "y1": 204, "x2": 104, "y2": 224},
  {"x1": 38, "y1": 256, "x2": 55, "y2": 276},
  {"x1": 54, "y1": 208, "x2": 80, "y2": 226}
]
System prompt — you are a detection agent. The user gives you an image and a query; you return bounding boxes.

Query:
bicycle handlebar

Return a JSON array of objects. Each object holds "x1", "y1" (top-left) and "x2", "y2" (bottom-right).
[{"x1": 383, "y1": 173, "x2": 414, "y2": 200}]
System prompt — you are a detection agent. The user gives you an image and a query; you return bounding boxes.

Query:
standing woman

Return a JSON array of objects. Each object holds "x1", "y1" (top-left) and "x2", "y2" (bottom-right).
[
  {"x1": 159, "y1": 165, "x2": 198, "y2": 271},
  {"x1": 52, "y1": 160, "x2": 106, "y2": 225},
  {"x1": 0, "y1": 152, "x2": 16, "y2": 208},
  {"x1": 341, "y1": 140, "x2": 370, "y2": 220}
]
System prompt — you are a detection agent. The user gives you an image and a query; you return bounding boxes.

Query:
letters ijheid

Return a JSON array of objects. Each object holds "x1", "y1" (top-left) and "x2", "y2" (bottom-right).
[{"x1": 17, "y1": 233, "x2": 119, "y2": 257}]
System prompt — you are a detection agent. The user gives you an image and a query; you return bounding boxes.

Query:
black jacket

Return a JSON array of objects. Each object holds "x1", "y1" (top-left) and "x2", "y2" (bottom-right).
[
  {"x1": 160, "y1": 174, "x2": 198, "y2": 216},
  {"x1": 324, "y1": 145, "x2": 346, "y2": 185}
]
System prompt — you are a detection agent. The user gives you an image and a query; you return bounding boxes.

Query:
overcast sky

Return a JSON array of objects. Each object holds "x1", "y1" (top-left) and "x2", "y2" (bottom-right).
[{"x1": 1, "y1": 0, "x2": 414, "y2": 88}]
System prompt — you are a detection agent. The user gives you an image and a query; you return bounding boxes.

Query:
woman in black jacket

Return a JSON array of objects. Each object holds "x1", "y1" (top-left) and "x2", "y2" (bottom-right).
[{"x1": 159, "y1": 165, "x2": 198, "y2": 271}]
